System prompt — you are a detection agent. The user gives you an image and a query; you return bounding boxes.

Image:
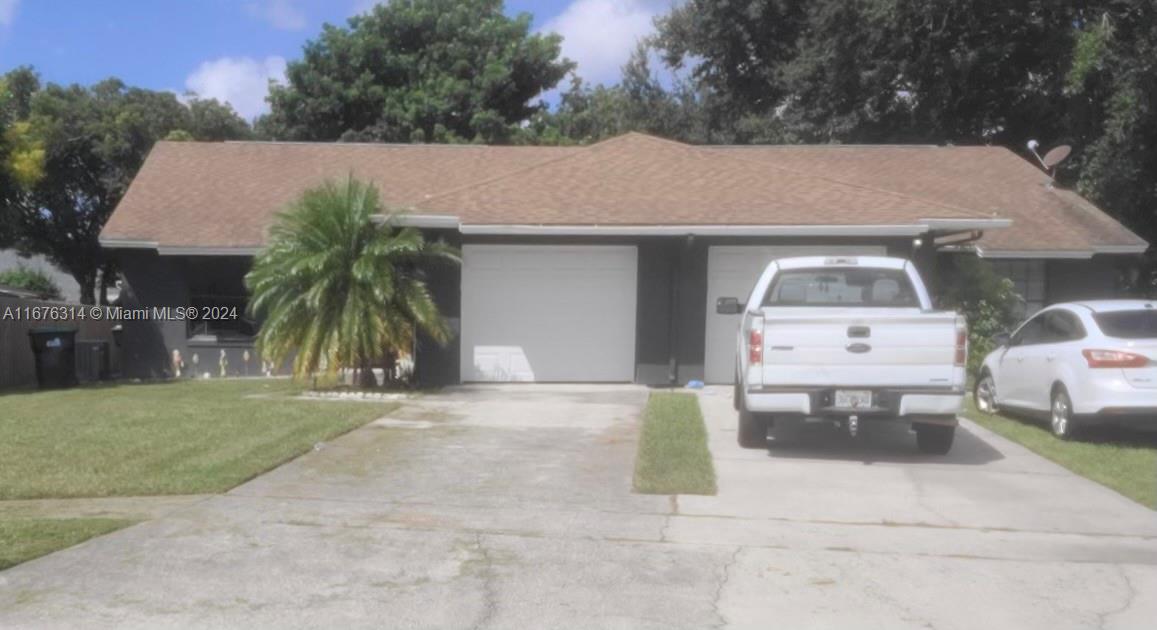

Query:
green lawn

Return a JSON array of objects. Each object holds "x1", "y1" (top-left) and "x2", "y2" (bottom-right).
[
  {"x1": 0, "y1": 518, "x2": 135, "y2": 571},
  {"x1": 0, "y1": 378, "x2": 397, "y2": 500},
  {"x1": 633, "y1": 392, "x2": 717, "y2": 495},
  {"x1": 963, "y1": 398, "x2": 1157, "y2": 509}
]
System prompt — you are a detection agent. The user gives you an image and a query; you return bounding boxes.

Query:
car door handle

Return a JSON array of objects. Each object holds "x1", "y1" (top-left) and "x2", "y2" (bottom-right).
[{"x1": 1046, "y1": 355, "x2": 1056, "y2": 362}]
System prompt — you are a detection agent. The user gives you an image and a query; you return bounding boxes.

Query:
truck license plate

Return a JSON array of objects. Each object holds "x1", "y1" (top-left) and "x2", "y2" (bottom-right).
[{"x1": 834, "y1": 390, "x2": 872, "y2": 409}]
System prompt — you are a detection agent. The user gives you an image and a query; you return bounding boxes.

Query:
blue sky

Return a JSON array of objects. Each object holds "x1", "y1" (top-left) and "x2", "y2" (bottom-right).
[{"x1": 0, "y1": 0, "x2": 671, "y2": 120}]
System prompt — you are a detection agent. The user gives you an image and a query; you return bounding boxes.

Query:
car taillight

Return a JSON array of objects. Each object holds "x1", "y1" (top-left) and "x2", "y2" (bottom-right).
[
  {"x1": 1082, "y1": 349, "x2": 1149, "y2": 368},
  {"x1": 954, "y1": 318, "x2": 967, "y2": 367},
  {"x1": 748, "y1": 328, "x2": 763, "y2": 364}
]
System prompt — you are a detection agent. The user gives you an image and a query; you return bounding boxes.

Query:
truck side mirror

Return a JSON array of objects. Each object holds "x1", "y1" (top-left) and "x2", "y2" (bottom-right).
[
  {"x1": 993, "y1": 332, "x2": 1011, "y2": 347},
  {"x1": 716, "y1": 297, "x2": 745, "y2": 315}
]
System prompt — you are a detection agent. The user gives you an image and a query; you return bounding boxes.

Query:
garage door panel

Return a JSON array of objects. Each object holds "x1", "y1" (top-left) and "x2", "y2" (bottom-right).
[
  {"x1": 703, "y1": 245, "x2": 886, "y2": 384},
  {"x1": 461, "y1": 245, "x2": 637, "y2": 382}
]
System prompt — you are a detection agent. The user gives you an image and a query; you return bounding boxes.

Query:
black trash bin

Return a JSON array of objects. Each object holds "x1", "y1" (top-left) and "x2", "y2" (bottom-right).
[{"x1": 27, "y1": 327, "x2": 79, "y2": 389}]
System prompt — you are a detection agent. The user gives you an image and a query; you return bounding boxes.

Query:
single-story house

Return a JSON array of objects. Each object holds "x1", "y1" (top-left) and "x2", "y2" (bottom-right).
[{"x1": 99, "y1": 132, "x2": 1147, "y2": 385}]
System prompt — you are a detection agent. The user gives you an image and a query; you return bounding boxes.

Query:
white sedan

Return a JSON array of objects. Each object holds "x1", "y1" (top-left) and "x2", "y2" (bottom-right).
[{"x1": 975, "y1": 300, "x2": 1157, "y2": 438}]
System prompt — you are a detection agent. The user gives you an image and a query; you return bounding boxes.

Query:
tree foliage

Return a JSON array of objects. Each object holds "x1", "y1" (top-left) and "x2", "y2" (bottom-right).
[
  {"x1": 936, "y1": 255, "x2": 1024, "y2": 376},
  {"x1": 246, "y1": 177, "x2": 459, "y2": 387},
  {"x1": 520, "y1": 44, "x2": 710, "y2": 145},
  {"x1": 1063, "y1": 2, "x2": 1157, "y2": 283},
  {"x1": 0, "y1": 264, "x2": 63, "y2": 300},
  {"x1": 261, "y1": 0, "x2": 573, "y2": 143},
  {"x1": 0, "y1": 68, "x2": 251, "y2": 304}
]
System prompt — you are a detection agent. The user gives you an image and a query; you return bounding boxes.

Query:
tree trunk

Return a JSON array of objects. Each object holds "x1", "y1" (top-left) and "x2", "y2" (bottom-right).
[
  {"x1": 383, "y1": 349, "x2": 398, "y2": 387},
  {"x1": 76, "y1": 270, "x2": 97, "y2": 306},
  {"x1": 357, "y1": 358, "x2": 378, "y2": 389}
]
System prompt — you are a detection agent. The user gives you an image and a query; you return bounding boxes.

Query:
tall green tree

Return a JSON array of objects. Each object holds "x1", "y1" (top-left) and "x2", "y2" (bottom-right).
[
  {"x1": 1, "y1": 69, "x2": 251, "y2": 303},
  {"x1": 1064, "y1": 2, "x2": 1157, "y2": 269},
  {"x1": 655, "y1": 0, "x2": 1080, "y2": 146},
  {"x1": 246, "y1": 177, "x2": 458, "y2": 387},
  {"x1": 261, "y1": 0, "x2": 574, "y2": 143},
  {"x1": 521, "y1": 44, "x2": 709, "y2": 145}
]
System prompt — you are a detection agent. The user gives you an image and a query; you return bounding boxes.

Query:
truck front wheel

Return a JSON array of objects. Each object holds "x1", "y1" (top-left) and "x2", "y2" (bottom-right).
[
  {"x1": 738, "y1": 410, "x2": 769, "y2": 449},
  {"x1": 915, "y1": 424, "x2": 955, "y2": 455}
]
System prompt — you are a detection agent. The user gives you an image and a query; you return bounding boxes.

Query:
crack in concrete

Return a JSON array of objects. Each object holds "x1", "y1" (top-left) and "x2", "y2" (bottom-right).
[
  {"x1": 710, "y1": 547, "x2": 742, "y2": 629},
  {"x1": 659, "y1": 495, "x2": 679, "y2": 542},
  {"x1": 1096, "y1": 565, "x2": 1138, "y2": 630},
  {"x1": 225, "y1": 492, "x2": 1157, "y2": 541},
  {"x1": 469, "y1": 533, "x2": 499, "y2": 630}
]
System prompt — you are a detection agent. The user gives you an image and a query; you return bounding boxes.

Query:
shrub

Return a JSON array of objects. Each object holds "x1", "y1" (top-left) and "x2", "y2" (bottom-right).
[
  {"x1": 0, "y1": 264, "x2": 63, "y2": 300},
  {"x1": 936, "y1": 255, "x2": 1023, "y2": 376}
]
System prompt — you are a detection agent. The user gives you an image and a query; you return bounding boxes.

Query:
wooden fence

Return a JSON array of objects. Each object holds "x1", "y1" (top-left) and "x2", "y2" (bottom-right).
[{"x1": 0, "y1": 296, "x2": 121, "y2": 390}]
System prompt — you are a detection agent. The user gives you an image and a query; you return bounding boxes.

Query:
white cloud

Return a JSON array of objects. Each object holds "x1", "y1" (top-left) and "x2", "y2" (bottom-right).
[
  {"x1": 0, "y1": 0, "x2": 19, "y2": 28},
  {"x1": 245, "y1": 0, "x2": 307, "y2": 31},
  {"x1": 184, "y1": 56, "x2": 287, "y2": 121},
  {"x1": 540, "y1": 0, "x2": 666, "y2": 86}
]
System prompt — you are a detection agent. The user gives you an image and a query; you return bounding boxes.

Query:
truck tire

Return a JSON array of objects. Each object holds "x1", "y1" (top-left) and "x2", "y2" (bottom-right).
[
  {"x1": 915, "y1": 424, "x2": 954, "y2": 455},
  {"x1": 738, "y1": 409, "x2": 769, "y2": 449}
]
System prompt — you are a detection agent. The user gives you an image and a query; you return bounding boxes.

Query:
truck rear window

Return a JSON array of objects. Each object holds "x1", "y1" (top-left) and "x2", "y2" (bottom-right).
[
  {"x1": 1093, "y1": 310, "x2": 1157, "y2": 339},
  {"x1": 763, "y1": 268, "x2": 919, "y2": 307}
]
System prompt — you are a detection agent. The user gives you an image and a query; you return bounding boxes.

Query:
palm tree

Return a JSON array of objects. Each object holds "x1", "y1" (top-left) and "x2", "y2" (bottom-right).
[{"x1": 246, "y1": 176, "x2": 458, "y2": 387}]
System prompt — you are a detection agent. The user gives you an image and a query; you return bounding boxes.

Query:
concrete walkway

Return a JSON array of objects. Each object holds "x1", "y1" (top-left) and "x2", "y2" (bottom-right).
[{"x1": 1, "y1": 384, "x2": 1155, "y2": 629}]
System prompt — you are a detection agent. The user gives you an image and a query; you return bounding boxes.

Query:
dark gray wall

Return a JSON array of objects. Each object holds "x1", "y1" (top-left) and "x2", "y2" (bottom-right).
[
  {"x1": 634, "y1": 238, "x2": 707, "y2": 386},
  {"x1": 115, "y1": 251, "x2": 263, "y2": 379},
  {"x1": 414, "y1": 229, "x2": 462, "y2": 388},
  {"x1": 116, "y1": 250, "x2": 189, "y2": 379},
  {"x1": 1046, "y1": 256, "x2": 1124, "y2": 303}
]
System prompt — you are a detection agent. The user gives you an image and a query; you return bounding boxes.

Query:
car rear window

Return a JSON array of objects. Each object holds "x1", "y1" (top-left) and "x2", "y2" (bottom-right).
[
  {"x1": 1093, "y1": 310, "x2": 1157, "y2": 339},
  {"x1": 763, "y1": 267, "x2": 919, "y2": 307}
]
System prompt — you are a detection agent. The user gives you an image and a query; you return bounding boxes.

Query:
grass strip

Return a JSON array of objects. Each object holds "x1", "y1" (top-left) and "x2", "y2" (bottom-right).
[
  {"x1": 0, "y1": 518, "x2": 135, "y2": 571},
  {"x1": 963, "y1": 398, "x2": 1156, "y2": 509},
  {"x1": 634, "y1": 392, "x2": 717, "y2": 495}
]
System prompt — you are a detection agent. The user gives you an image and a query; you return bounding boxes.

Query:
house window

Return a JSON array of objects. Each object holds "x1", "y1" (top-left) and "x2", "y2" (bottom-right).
[
  {"x1": 184, "y1": 258, "x2": 257, "y2": 341},
  {"x1": 989, "y1": 259, "x2": 1046, "y2": 315}
]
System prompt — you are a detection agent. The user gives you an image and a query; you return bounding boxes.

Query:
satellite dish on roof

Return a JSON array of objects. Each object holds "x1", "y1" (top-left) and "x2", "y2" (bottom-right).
[
  {"x1": 1042, "y1": 145, "x2": 1071, "y2": 169},
  {"x1": 1026, "y1": 140, "x2": 1072, "y2": 182}
]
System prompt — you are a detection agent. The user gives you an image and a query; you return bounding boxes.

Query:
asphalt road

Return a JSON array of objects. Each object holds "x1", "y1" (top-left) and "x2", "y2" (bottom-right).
[{"x1": 1, "y1": 384, "x2": 1154, "y2": 629}]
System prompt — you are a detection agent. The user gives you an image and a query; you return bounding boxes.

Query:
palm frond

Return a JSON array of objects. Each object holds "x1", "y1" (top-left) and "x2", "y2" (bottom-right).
[{"x1": 245, "y1": 176, "x2": 461, "y2": 383}]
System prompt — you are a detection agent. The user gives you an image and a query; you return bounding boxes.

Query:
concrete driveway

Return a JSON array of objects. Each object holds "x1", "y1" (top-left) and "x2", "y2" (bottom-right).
[{"x1": 1, "y1": 384, "x2": 1155, "y2": 628}]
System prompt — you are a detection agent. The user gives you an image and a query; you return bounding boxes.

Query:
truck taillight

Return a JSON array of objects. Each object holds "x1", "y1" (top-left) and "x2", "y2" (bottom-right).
[
  {"x1": 954, "y1": 318, "x2": 967, "y2": 367},
  {"x1": 1082, "y1": 349, "x2": 1148, "y2": 368},
  {"x1": 748, "y1": 328, "x2": 763, "y2": 364}
]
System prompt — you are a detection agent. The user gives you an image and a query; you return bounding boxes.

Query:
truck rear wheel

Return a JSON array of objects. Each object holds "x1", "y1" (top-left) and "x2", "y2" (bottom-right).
[
  {"x1": 915, "y1": 424, "x2": 955, "y2": 455},
  {"x1": 737, "y1": 410, "x2": 769, "y2": 449}
]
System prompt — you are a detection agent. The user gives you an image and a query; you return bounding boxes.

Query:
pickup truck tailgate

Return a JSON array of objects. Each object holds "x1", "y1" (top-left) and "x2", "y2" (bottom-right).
[{"x1": 756, "y1": 308, "x2": 960, "y2": 388}]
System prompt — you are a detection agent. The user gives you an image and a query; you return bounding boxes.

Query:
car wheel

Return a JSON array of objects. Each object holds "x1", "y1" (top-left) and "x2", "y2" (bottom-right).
[
  {"x1": 974, "y1": 373, "x2": 998, "y2": 415},
  {"x1": 1050, "y1": 387, "x2": 1078, "y2": 439},
  {"x1": 737, "y1": 409, "x2": 769, "y2": 449},
  {"x1": 915, "y1": 424, "x2": 955, "y2": 455}
]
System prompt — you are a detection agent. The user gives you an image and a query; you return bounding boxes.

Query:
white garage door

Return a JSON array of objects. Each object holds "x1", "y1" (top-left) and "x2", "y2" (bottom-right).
[
  {"x1": 461, "y1": 245, "x2": 638, "y2": 382},
  {"x1": 703, "y1": 245, "x2": 887, "y2": 383}
]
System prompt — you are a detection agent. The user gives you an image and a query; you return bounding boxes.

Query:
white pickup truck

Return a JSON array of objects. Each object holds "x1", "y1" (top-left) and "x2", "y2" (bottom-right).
[{"x1": 718, "y1": 256, "x2": 967, "y2": 454}]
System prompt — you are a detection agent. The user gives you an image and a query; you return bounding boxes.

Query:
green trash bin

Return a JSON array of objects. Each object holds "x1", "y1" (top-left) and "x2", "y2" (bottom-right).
[{"x1": 27, "y1": 327, "x2": 79, "y2": 389}]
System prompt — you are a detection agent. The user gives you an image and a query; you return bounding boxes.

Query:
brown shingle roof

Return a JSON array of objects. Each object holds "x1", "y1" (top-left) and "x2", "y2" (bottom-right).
[
  {"x1": 101, "y1": 141, "x2": 573, "y2": 248},
  {"x1": 414, "y1": 133, "x2": 987, "y2": 225},
  {"x1": 101, "y1": 132, "x2": 1146, "y2": 255},
  {"x1": 704, "y1": 144, "x2": 1146, "y2": 254}
]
